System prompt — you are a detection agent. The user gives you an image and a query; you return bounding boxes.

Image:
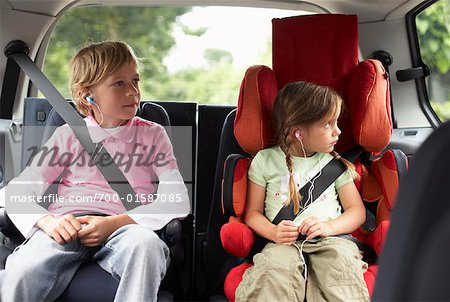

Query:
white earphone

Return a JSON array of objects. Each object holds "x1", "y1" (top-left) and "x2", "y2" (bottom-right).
[
  {"x1": 84, "y1": 94, "x2": 105, "y2": 126},
  {"x1": 86, "y1": 95, "x2": 97, "y2": 106}
]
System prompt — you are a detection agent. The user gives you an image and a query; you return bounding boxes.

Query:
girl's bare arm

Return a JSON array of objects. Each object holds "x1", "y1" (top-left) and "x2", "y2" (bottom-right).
[
  {"x1": 245, "y1": 181, "x2": 298, "y2": 245},
  {"x1": 299, "y1": 181, "x2": 365, "y2": 239}
]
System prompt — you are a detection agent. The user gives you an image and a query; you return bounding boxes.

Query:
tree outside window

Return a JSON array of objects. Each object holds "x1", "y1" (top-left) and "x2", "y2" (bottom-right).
[{"x1": 416, "y1": 0, "x2": 450, "y2": 121}]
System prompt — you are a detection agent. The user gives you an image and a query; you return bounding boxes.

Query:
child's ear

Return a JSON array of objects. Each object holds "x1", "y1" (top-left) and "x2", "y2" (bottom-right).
[
  {"x1": 79, "y1": 91, "x2": 88, "y2": 100},
  {"x1": 292, "y1": 128, "x2": 302, "y2": 139}
]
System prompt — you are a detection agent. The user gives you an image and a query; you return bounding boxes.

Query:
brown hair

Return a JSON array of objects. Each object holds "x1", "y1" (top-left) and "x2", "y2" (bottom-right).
[
  {"x1": 70, "y1": 41, "x2": 139, "y2": 116},
  {"x1": 272, "y1": 81, "x2": 358, "y2": 214}
]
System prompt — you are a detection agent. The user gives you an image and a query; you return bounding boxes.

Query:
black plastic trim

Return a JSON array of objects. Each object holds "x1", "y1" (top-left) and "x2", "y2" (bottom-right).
[
  {"x1": 0, "y1": 41, "x2": 30, "y2": 119},
  {"x1": 222, "y1": 154, "x2": 246, "y2": 218},
  {"x1": 396, "y1": 66, "x2": 430, "y2": 82},
  {"x1": 4, "y1": 40, "x2": 30, "y2": 57}
]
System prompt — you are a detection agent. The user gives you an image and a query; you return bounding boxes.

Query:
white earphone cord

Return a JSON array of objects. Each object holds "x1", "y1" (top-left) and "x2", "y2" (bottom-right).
[
  {"x1": 298, "y1": 139, "x2": 322, "y2": 212},
  {"x1": 293, "y1": 240, "x2": 310, "y2": 280},
  {"x1": 291, "y1": 137, "x2": 323, "y2": 282},
  {"x1": 90, "y1": 101, "x2": 127, "y2": 162},
  {"x1": 93, "y1": 102, "x2": 126, "y2": 128},
  {"x1": 93, "y1": 102, "x2": 104, "y2": 126}
]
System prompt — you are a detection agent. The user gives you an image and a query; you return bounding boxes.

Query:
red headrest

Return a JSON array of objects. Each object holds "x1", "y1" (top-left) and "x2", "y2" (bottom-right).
[
  {"x1": 234, "y1": 65, "x2": 278, "y2": 156},
  {"x1": 346, "y1": 59, "x2": 392, "y2": 152},
  {"x1": 234, "y1": 14, "x2": 392, "y2": 156},
  {"x1": 272, "y1": 14, "x2": 359, "y2": 92}
]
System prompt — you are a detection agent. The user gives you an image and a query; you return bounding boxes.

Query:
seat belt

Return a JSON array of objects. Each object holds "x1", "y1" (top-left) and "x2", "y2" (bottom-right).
[
  {"x1": 271, "y1": 147, "x2": 363, "y2": 225},
  {"x1": 0, "y1": 53, "x2": 20, "y2": 119},
  {"x1": 269, "y1": 149, "x2": 378, "y2": 264},
  {"x1": 272, "y1": 157, "x2": 347, "y2": 225},
  {"x1": 248, "y1": 157, "x2": 348, "y2": 258},
  {"x1": 5, "y1": 41, "x2": 138, "y2": 211}
]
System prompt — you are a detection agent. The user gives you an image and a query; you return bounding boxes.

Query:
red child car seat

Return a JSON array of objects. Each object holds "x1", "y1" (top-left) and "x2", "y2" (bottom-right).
[{"x1": 219, "y1": 14, "x2": 407, "y2": 301}]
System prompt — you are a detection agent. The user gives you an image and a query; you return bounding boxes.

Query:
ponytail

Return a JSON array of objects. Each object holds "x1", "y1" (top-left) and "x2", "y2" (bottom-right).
[
  {"x1": 280, "y1": 139, "x2": 302, "y2": 214},
  {"x1": 331, "y1": 151, "x2": 360, "y2": 180}
]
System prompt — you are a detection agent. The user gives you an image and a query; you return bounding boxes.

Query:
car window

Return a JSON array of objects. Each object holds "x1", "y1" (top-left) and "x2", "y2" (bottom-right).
[
  {"x1": 416, "y1": 0, "x2": 450, "y2": 121},
  {"x1": 44, "y1": 6, "x2": 305, "y2": 105}
]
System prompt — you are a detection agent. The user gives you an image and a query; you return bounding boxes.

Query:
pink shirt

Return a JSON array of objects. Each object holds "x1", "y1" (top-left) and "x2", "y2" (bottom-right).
[{"x1": 1, "y1": 116, "x2": 190, "y2": 236}]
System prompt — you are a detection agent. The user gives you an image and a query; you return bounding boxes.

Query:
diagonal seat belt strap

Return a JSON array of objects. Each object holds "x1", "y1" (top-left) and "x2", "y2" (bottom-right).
[
  {"x1": 271, "y1": 147, "x2": 363, "y2": 225},
  {"x1": 8, "y1": 51, "x2": 138, "y2": 211},
  {"x1": 10, "y1": 55, "x2": 86, "y2": 128},
  {"x1": 272, "y1": 158, "x2": 346, "y2": 225}
]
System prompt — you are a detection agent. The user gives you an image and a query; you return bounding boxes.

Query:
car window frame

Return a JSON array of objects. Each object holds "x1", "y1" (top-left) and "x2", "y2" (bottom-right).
[{"x1": 407, "y1": 0, "x2": 444, "y2": 128}]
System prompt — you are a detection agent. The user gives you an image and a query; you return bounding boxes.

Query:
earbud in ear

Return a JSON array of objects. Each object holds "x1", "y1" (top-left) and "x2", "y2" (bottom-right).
[
  {"x1": 295, "y1": 130, "x2": 301, "y2": 139},
  {"x1": 86, "y1": 96, "x2": 96, "y2": 105}
]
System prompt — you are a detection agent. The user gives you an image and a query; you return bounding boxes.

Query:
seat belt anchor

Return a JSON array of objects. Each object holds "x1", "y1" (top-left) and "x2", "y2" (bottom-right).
[{"x1": 4, "y1": 40, "x2": 30, "y2": 57}]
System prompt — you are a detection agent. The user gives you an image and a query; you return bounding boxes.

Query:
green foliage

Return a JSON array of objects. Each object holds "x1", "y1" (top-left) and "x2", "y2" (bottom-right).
[
  {"x1": 431, "y1": 100, "x2": 450, "y2": 121},
  {"x1": 44, "y1": 5, "x2": 273, "y2": 105},
  {"x1": 45, "y1": 6, "x2": 190, "y2": 98},
  {"x1": 179, "y1": 23, "x2": 208, "y2": 36},
  {"x1": 151, "y1": 63, "x2": 243, "y2": 104},
  {"x1": 417, "y1": 0, "x2": 450, "y2": 121},
  {"x1": 204, "y1": 49, "x2": 233, "y2": 66},
  {"x1": 152, "y1": 40, "x2": 272, "y2": 104},
  {"x1": 417, "y1": 1, "x2": 450, "y2": 75}
]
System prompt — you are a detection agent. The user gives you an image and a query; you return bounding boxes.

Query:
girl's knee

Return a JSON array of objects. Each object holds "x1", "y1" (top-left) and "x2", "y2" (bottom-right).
[
  {"x1": 334, "y1": 238, "x2": 363, "y2": 264},
  {"x1": 325, "y1": 237, "x2": 360, "y2": 254},
  {"x1": 255, "y1": 243, "x2": 303, "y2": 272},
  {"x1": 315, "y1": 238, "x2": 366, "y2": 273}
]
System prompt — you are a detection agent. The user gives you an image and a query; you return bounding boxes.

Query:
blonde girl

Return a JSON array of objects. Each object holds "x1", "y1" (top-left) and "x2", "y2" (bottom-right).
[{"x1": 235, "y1": 81, "x2": 369, "y2": 302}]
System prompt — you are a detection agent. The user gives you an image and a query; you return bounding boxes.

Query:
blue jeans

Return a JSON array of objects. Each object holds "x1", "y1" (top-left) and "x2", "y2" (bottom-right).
[{"x1": 0, "y1": 224, "x2": 170, "y2": 301}]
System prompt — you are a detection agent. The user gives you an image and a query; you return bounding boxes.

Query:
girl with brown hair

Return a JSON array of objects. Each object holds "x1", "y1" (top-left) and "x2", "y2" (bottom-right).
[{"x1": 236, "y1": 81, "x2": 369, "y2": 301}]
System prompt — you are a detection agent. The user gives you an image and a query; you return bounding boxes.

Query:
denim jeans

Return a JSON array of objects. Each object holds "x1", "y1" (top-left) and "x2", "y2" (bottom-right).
[{"x1": 0, "y1": 224, "x2": 170, "y2": 301}]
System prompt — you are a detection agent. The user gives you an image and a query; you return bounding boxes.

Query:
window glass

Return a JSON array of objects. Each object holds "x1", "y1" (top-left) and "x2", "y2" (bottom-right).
[
  {"x1": 416, "y1": 0, "x2": 450, "y2": 121},
  {"x1": 44, "y1": 6, "x2": 304, "y2": 104}
]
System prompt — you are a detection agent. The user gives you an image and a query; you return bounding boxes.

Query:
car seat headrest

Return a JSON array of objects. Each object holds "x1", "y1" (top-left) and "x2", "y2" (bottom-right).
[
  {"x1": 234, "y1": 65, "x2": 278, "y2": 156},
  {"x1": 347, "y1": 59, "x2": 392, "y2": 153},
  {"x1": 233, "y1": 14, "x2": 392, "y2": 156},
  {"x1": 272, "y1": 14, "x2": 359, "y2": 91}
]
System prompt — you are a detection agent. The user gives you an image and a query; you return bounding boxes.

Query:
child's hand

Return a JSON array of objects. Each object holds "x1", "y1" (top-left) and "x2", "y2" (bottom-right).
[
  {"x1": 298, "y1": 216, "x2": 333, "y2": 240},
  {"x1": 37, "y1": 214, "x2": 81, "y2": 245},
  {"x1": 76, "y1": 216, "x2": 115, "y2": 247},
  {"x1": 272, "y1": 220, "x2": 299, "y2": 245}
]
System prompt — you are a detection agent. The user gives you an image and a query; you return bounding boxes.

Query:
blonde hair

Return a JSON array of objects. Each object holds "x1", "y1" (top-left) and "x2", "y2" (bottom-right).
[
  {"x1": 272, "y1": 81, "x2": 358, "y2": 214},
  {"x1": 70, "y1": 41, "x2": 139, "y2": 116}
]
